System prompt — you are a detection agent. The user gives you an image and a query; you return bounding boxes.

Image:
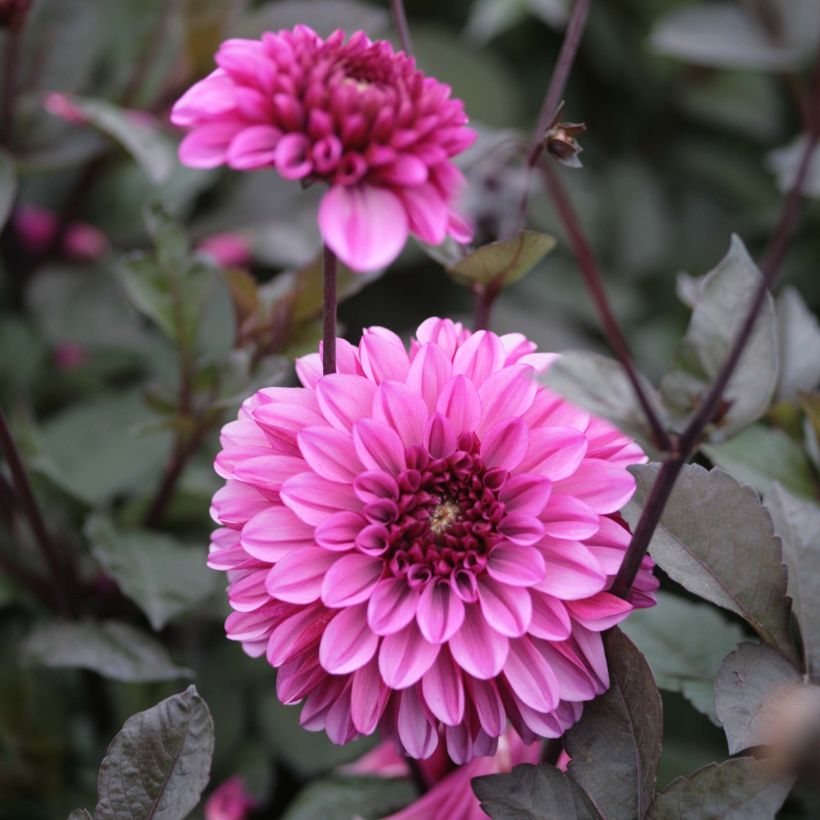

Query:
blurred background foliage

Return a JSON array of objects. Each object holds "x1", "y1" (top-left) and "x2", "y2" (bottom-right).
[{"x1": 0, "y1": 0, "x2": 818, "y2": 818}]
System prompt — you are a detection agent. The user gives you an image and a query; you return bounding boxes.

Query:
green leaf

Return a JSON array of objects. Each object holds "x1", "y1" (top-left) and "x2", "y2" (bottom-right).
[
  {"x1": 282, "y1": 776, "x2": 417, "y2": 820},
  {"x1": 660, "y1": 236, "x2": 779, "y2": 437},
  {"x1": 766, "y1": 484, "x2": 820, "y2": 678},
  {"x1": 701, "y1": 424, "x2": 815, "y2": 500},
  {"x1": 540, "y1": 351, "x2": 664, "y2": 455},
  {"x1": 473, "y1": 764, "x2": 599, "y2": 820},
  {"x1": 0, "y1": 147, "x2": 17, "y2": 231},
  {"x1": 621, "y1": 591, "x2": 744, "y2": 724},
  {"x1": 775, "y1": 286, "x2": 820, "y2": 400},
  {"x1": 623, "y1": 464, "x2": 797, "y2": 662},
  {"x1": 767, "y1": 134, "x2": 820, "y2": 200},
  {"x1": 85, "y1": 515, "x2": 216, "y2": 631},
  {"x1": 96, "y1": 686, "x2": 214, "y2": 820},
  {"x1": 714, "y1": 642, "x2": 803, "y2": 754},
  {"x1": 564, "y1": 629, "x2": 663, "y2": 820},
  {"x1": 64, "y1": 95, "x2": 175, "y2": 184},
  {"x1": 448, "y1": 230, "x2": 556, "y2": 288},
  {"x1": 649, "y1": 2, "x2": 816, "y2": 72},
  {"x1": 647, "y1": 758, "x2": 792, "y2": 819},
  {"x1": 22, "y1": 620, "x2": 192, "y2": 683},
  {"x1": 33, "y1": 390, "x2": 172, "y2": 506},
  {"x1": 236, "y1": 0, "x2": 388, "y2": 39}
]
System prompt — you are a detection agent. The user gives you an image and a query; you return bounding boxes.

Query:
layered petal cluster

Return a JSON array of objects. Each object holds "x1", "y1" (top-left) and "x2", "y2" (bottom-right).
[
  {"x1": 171, "y1": 26, "x2": 476, "y2": 272},
  {"x1": 209, "y1": 319, "x2": 658, "y2": 762}
]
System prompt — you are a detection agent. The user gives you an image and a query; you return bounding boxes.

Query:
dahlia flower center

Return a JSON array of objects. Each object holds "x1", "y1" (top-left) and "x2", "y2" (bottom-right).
[{"x1": 379, "y1": 433, "x2": 507, "y2": 591}]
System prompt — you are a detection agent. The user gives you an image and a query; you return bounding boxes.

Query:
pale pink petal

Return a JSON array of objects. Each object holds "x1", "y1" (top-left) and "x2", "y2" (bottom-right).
[
  {"x1": 535, "y1": 538, "x2": 607, "y2": 600},
  {"x1": 535, "y1": 640, "x2": 599, "y2": 701},
  {"x1": 267, "y1": 604, "x2": 332, "y2": 666},
  {"x1": 179, "y1": 122, "x2": 244, "y2": 168},
  {"x1": 280, "y1": 472, "x2": 359, "y2": 525},
  {"x1": 452, "y1": 330, "x2": 505, "y2": 385},
  {"x1": 353, "y1": 419, "x2": 406, "y2": 474},
  {"x1": 315, "y1": 374, "x2": 377, "y2": 432},
  {"x1": 325, "y1": 685, "x2": 358, "y2": 745},
  {"x1": 449, "y1": 603, "x2": 509, "y2": 679},
  {"x1": 567, "y1": 592, "x2": 633, "y2": 631},
  {"x1": 529, "y1": 592, "x2": 572, "y2": 640},
  {"x1": 467, "y1": 678, "x2": 506, "y2": 737},
  {"x1": 415, "y1": 317, "x2": 461, "y2": 357},
  {"x1": 210, "y1": 481, "x2": 269, "y2": 528},
  {"x1": 487, "y1": 543, "x2": 546, "y2": 586},
  {"x1": 227, "y1": 124, "x2": 281, "y2": 169},
  {"x1": 477, "y1": 364, "x2": 537, "y2": 434},
  {"x1": 233, "y1": 454, "x2": 307, "y2": 493},
  {"x1": 397, "y1": 686, "x2": 438, "y2": 759},
  {"x1": 368, "y1": 577, "x2": 419, "y2": 635},
  {"x1": 274, "y1": 132, "x2": 313, "y2": 179},
  {"x1": 477, "y1": 576, "x2": 532, "y2": 637},
  {"x1": 374, "y1": 381, "x2": 428, "y2": 446},
  {"x1": 498, "y1": 512, "x2": 544, "y2": 546},
  {"x1": 517, "y1": 428, "x2": 588, "y2": 480},
  {"x1": 504, "y1": 637, "x2": 559, "y2": 712},
  {"x1": 353, "y1": 470, "x2": 400, "y2": 504},
  {"x1": 351, "y1": 657, "x2": 390, "y2": 734},
  {"x1": 315, "y1": 510, "x2": 365, "y2": 551},
  {"x1": 424, "y1": 413, "x2": 457, "y2": 459},
  {"x1": 379, "y1": 621, "x2": 440, "y2": 689},
  {"x1": 241, "y1": 506, "x2": 315, "y2": 562},
  {"x1": 480, "y1": 417, "x2": 528, "y2": 470},
  {"x1": 360, "y1": 328, "x2": 411, "y2": 383},
  {"x1": 297, "y1": 425, "x2": 362, "y2": 482},
  {"x1": 319, "y1": 603, "x2": 379, "y2": 674},
  {"x1": 421, "y1": 651, "x2": 465, "y2": 725},
  {"x1": 401, "y1": 183, "x2": 448, "y2": 244},
  {"x1": 406, "y1": 343, "x2": 453, "y2": 412},
  {"x1": 554, "y1": 459, "x2": 636, "y2": 514},
  {"x1": 499, "y1": 474, "x2": 552, "y2": 515},
  {"x1": 170, "y1": 70, "x2": 235, "y2": 125},
  {"x1": 265, "y1": 548, "x2": 337, "y2": 603},
  {"x1": 436, "y1": 375, "x2": 481, "y2": 435},
  {"x1": 539, "y1": 492, "x2": 600, "y2": 540},
  {"x1": 319, "y1": 185, "x2": 408, "y2": 272},
  {"x1": 227, "y1": 569, "x2": 269, "y2": 612},
  {"x1": 417, "y1": 577, "x2": 465, "y2": 644},
  {"x1": 321, "y1": 552, "x2": 384, "y2": 607}
]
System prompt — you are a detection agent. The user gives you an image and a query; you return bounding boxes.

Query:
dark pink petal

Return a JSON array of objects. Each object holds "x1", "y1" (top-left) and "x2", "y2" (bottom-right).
[
  {"x1": 498, "y1": 512, "x2": 545, "y2": 546},
  {"x1": 566, "y1": 592, "x2": 633, "y2": 631},
  {"x1": 539, "y1": 492, "x2": 600, "y2": 540},
  {"x1": 477, "y1": 365, "x2": 537, "y2": 434},
  {"x1": 535, "y1": 538, "x2": 607, "y2": 600},
  {"x1": 467, "y1": 678, "x2": 506, "y2": 737},
  {"x1": 406, "y1": 343, "x2": 453, "y2": 412},
  {"x1": 499, "y1": 474, "x2": 553, "y2": 516},
  {"x1": 227, "y1": 569, "x2": 269, "y2": 612},
  {"x1": 360, "y1": 328, "x2": 410, "y2": 384},
  {"x1": 444, "y1": 723, "x2": 473, "y2": 765},
  {"x1": 421, "y1": 651, "x2": 465, "y2": 725},
  {"x1": 351, "y1": 657, "x2": 390, "y2": 734},
  {"x1": 321, "y1": 553, "x2": 384, "y2": 607},
  {"x1": 178, "y1": 122, "x2": 244, "y2": 168},
  {"x1": 354, "y1": 419, "x2": 406, "y2": 475},
  {"x1": 379, "y1": 621, "x2": 440, "y2": 688},
  {"x1": 297, "y1": 425, "x2": 362, "y2": 482},
  {"x1": 480, "y1": 417, "x2": 528, "y2": 470},
  {"x1": 315, "y1": 510, "x2": 364, "y2": 551},
  {"x1": 319, "y1": 603, "x2": 379, "y2": 674},
  {"x1": 368, "y1": 577, "x2": 419, "y2": 635},
  {"x1": 274, "y1": 133, "x2": 313, "y2": 179},
  {"x1": 315, "y1": 374, "x2": 376, "y2": 432},
  {"x1": 452, "y1": 330, "x2": 505, "y2": 385},
  {"x1": 436, "y1": 375, "x2": 481, "y2": 435},
  {"x1": 529, "y1": 592, "x2": 572, "y2": 640},
  {"x1": 241, "y1": 506, "x2": 315, "y2": 562},
  {"x1": 571, "y1": 624, "x2": 610, "y2": 691},
  {"x1": 381, "y1": 154, "x2": 429, "y2": 186},
  {"x1": 487, "y1": 543, "x2": 546, "y2": 586},
  {"x1": 554, "y1": 459, "x2": 636, "y2": 514},
  {"x1": 424, "y1": 413, "x2": 457, "y2": 459},
  {"x1": 449, "y1": 603, "x2": 509, "y2": 679},
  {"x1": 266, "y1": 604, "x2": 332, "y2": 666},
  {"x1": 504, "y1": 637, "x2": 559, "y2": 712},
  {"x1": 535, "y1": 639, "x2": 599, "y2": 701},
  {"x1": 280, "y1": 472, "x2": 359, "y2": 525},
  {"x1": 265, "y1": 548, "x2": 337, "y2": 603},
  {"x1": 517, "y1": 427, "x2": 588, "y2": 480},
  {"x1": 170, "y1": 70, "x2": 235, "y2": 125},
  {"x1": 325, "y1": 685, "x2": 358, "y2": 745},
  {"x1": 353, "y1": 470, "x2": 399, "y2": 504},
  {"x1": 319, "y1": 185, "x2": 408, "y2": 272},
  {"x1": 227, "y1": 124, "x2": 281, "y2": 169},
  {"x1": 477, "y1": 576, "x2": 532, "y2": 637},
  {"x1": 417, "y1": 577, "x2": 465, "y2": 643},
  {"x1": 373, "y1": 381, "x2": 428, "y2": 446},
  {"x1": 401, "y1": 183, "x2": 448, "y2": 244},
  {"x1": 397, "y1": 686, "x2": 438, "y2": 759},
  {"x1": 233, "y1": 454, "x2": 307, "y2": 493}
]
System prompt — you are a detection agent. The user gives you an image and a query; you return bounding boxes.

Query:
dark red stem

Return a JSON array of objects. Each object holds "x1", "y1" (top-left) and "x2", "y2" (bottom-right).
[
  {"x1": 390, "y1": 0, "x2": 414, "y2": 56},
  {"x1": 322, "y1": 244, "x2": 338, "y2": 375}
]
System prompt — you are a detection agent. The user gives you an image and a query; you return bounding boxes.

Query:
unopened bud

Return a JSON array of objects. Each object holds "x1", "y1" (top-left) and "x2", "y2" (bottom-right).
[{"x1": 543, "y1": 101, "x2": 586, "y2": 169}]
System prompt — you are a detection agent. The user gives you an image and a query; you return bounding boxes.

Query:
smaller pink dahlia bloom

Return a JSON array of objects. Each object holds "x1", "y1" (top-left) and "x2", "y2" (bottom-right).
[
  {"x1": 204, "y1": 776, "x2": 256, "y2": 820},
  {"x1": 171, "y1": 26, "x2": 476, "y2": 272},
  {"x1": 209, "y1": 319, "x2": 657, "y2": 762},
  {"x1": 348, "y1": 731, "x2": 543, "y2": 820}
]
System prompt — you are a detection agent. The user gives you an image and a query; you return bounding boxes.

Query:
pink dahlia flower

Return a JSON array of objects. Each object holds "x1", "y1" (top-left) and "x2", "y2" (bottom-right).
[
  {"x1": 209, "y1": 319, "x2": 658, "y2": 762},
  {"x1": 348, "y1": 730, "x2": 543, "y2": 819},
  {"x1": 204, "y1": 776, "x2": 256, "y2": 820},
  {"x1": 171, "y1": 26, "x2": 476, "y2": 272}
]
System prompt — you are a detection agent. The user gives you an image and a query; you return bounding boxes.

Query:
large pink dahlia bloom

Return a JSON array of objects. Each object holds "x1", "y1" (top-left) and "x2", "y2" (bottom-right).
[
  {"x1": 209, "y1": 319, "x2": 658, "y2": 762},
  {"x1": 171, "y1": 26, "x2": 476, "y2": 272}
]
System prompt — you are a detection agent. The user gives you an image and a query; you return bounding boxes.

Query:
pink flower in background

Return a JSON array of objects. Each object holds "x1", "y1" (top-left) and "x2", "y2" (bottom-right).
[
  {"x1": 349, "y1": 730, "x2": 542, "y2": 819},
  {"x1": 204, "y1": 776, "x2": 256, "y2": 820},
  {"x1": 209, "y1": 318, "x2": 657, "y2": 762},
  {"x1": 171, "y1": 26, "x2": 476, "y2": 272},
  {"x1": 198, "y1": 232, "x2": 253, "y2": 267},
  {"x1": 14, "y1": 205, "x2": 109, "y2": 262},
  {"x1": 43, "y1": 91, "x2": 88, "y2": 125},
  {"x1": 54, "y1": 342, "x2": 89, "y2": 371}
]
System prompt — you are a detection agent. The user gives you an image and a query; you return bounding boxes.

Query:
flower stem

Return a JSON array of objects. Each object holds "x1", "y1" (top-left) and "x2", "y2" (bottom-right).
[
  {"x1": 539, "y1": 161, "x2": 673, "y2": 452},
  {"x1": 322, "y1": 244, "x2": 338, "y2": 375},
  {"x1": 0, "y1": 408, "x2": 74, "y2": 614},
  {"x1": 390, "y1": 0, "x2": 414, "y2": 56},
  {"x1": 472, "y1": 282, "x2": 502, "y2": 331},
  {"x1": 611, "y1": 70, "x2": 820, "y2": 598}
]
